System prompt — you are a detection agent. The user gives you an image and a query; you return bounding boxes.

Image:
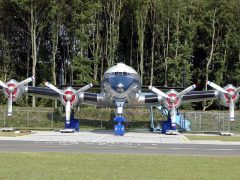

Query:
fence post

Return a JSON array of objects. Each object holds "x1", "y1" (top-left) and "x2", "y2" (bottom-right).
[
  {"x1": 199, "y1": 113, "x2": 202, "y2": 131},
  {"x1": 27, "y1": 110, "x2": 30, "y2": 127},
  {"x1": 194, "y1": 112, "x2": 197, "y2": 131},
  {"x1": 228, "y1": 115, "x2": 230, "y2": 132},
  {"x1": 51, "y1": 112, "x2": 53, "y2": 128},
  {"x1": 222, "y1": 114, "x2": 225, "y2": 131},
  {"x1": 3, "y1": 109, "x2": 6, "y2": 127}
]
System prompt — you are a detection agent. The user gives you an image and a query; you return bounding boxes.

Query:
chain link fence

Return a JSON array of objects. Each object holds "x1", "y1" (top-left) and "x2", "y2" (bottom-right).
[
  {"x1": 0, "y1": 108, "x2": 239, "y2": 132},
  {"x1": 184, "y1": 111, "x2": 240, "y2": 132},
  {"x1": 0, "y1": 109, "x2": 59, "y2": 128}
]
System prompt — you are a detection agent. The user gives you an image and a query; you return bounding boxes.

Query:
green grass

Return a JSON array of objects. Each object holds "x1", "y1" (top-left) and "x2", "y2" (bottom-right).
[
  {"x1": 0, "y1": 153, "x2": 240, "y2": 180},
  {"x1": 0, "y1": 132, "x2": 30, "y2": 137},
  {"x1": 185, "y1": 135, "x2": 240, "y2": 142}
]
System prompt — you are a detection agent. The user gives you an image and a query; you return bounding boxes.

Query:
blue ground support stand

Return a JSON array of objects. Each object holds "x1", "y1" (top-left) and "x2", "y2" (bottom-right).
[
  {"x1": 150, "y1": 106, "x2": 191, "y2": 134},
  {"x1": 149, "y1": 107, "x2": 162, "y2": 132},
  {"x1": 161, "y1": 117, "x2": 175, "y2": 134},
  {"x1": 65, "y1": 118, "x2": 80, "y2": 132},
  {"x1": 114, "y1": 116, "x2": 126, "y2": 136}
]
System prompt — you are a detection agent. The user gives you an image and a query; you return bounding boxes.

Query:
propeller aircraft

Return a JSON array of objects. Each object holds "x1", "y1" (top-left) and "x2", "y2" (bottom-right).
[{"x1": 0, "y1": 63, "x2": 239, "y2": 134}]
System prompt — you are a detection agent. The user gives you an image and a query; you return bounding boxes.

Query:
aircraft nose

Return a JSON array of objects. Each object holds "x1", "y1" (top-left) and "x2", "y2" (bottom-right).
[
  {"x1": 109, "y1": 75, "x2": 134, "y2": 93},
  {"x1": 116, "y1": 83, "x2": 124, "y2": 93}
]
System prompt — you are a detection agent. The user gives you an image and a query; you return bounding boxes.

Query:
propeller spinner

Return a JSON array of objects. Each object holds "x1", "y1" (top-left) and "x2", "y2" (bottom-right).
[
  {"x1": 0, "y1": 76, "x2": 35, "y2": 116},
  {"x1": 45, "y1": 82, "x2": 92, "y2": 124},
  {"x1": 207, "y1": 81, "x2": 240, "y2": 121}
]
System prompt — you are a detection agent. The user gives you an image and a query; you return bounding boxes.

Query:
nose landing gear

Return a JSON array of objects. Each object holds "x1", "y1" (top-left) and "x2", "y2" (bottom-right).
[
  {"x1": 114, "y1": 99, "x2": 126, "y2": 136},
  {"x1": 114, "y1": 116, "x2": 126, "y2": 136}
]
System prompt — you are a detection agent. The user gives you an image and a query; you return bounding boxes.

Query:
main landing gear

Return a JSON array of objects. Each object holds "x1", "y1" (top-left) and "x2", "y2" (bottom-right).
[{"x1": 60, "y1": 111, "x2": 80, "y2": 133}]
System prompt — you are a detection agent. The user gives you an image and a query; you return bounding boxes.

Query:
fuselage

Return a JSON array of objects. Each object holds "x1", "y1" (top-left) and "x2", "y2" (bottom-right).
[
  {"x1": 101, "y1": 63, "x2": 141, "y2": 106},
  {"x1": 80, "y1": 62, "x2": 162, "y2": 108}
]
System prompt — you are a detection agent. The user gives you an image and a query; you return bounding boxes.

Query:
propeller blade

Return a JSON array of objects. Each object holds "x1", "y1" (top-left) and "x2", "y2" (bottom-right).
[
  {"x1": 229, "y1": 98, "x2": 235, "y2": 121},
  {"x1": 170, "y1": 103, "x2": 176, "y2": 126},
  {"x1": 0, "y1": 80, "x2": 8, "y2": 88},
  {"x1": 207, "y1": 81, "x2": 228, "y2": 93},
  {"x1": 178, "y1": 84, "x2": 196, "y2": 98},
  {"x1": 45, "y1": 82, "x2": 64, "y2": 95},
  {"x1": 148, "y1": 86, "x2": 170, "y2": 98},
  {"x1": 65, "y1": 100, "x2": 71, "y2": 124},
  {"x1": 8, "y1": 93, "x2": 13, "y2": 116},
  {"x1": 234, "y1": 86, "x2": 240, "y2": 95},
  {"x1": 16, "y1": 76, "x2": 35, "y2": 88},
  {"x1": 75, "y1": 83, "x2": 93, "y2": 94}
]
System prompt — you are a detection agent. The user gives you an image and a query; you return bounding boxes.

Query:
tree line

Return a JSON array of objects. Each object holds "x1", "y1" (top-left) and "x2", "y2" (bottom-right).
[{"x1": 0, "y1": 0, "x2": 240, "y2": 109}]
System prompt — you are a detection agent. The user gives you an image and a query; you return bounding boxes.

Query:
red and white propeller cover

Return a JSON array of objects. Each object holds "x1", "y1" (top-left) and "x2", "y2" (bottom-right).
[
  {"x1": 207, "y1": 81, "x2": 240, "y2": 121},
  {"x1": 45, "y1": 82, "x2": 92, "y2": 124}
]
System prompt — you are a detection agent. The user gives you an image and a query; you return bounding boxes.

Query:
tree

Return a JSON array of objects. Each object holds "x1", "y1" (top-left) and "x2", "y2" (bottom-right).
[
  {"x1": 134, "y1": 0, "x2": 149, "y2": 85},
  {"x1": 12, "y1": 0, "x2": 49, "y2": 107},
  {"x1": 102, "y1": 0, "x2": 123, "y2": 69}
]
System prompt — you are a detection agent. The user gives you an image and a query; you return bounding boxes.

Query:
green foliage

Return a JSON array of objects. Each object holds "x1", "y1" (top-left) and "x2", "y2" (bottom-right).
[
  {"x1": 0, "y1": 34, "x2": 16, "y2": 80},
  {"x1": 72, "y1": 56, "x2": 94, "y2": 84},
  {"x1": 0, "y1": 0, "x2": 240, "y2": 110}
]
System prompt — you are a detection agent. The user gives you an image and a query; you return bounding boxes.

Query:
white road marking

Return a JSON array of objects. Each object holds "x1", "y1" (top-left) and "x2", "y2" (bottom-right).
[
  {"x1": 143, "y1": 147, "x2": 159, "y2": 149},
  {"x1": 170, "y1": 147, "x2": 198, "y2": 150},
  {"x1": 85, "y1": 142, "x2": 94, "y2": 145},
  {"x1": 204, "y1": 149, "x2": 238, "y2": 151},
  {"x1": 91, "y1": 135, "x2": 108, "y2": 142},
  {"x1": 45, "y1": 141, "x2": 53, "y2": 144}
]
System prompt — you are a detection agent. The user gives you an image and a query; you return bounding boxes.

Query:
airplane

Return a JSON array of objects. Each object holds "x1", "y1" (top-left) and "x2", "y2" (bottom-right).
[{"x1": 0, "y1": 62, "x2": 239, "y2": 134}]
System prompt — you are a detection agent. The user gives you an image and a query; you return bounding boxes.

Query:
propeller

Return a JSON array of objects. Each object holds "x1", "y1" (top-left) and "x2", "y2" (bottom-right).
[
  {"x1": 0, "y1": 81, "x2": 8, "y2": 88},
  {"x1": 207, "y1": 81, "x2": 228, "y2": 93},
  {"x1": 207, "y1": 81, "x2": 239, "y2": 121},
  {"x1": 0, "y1": 76, "x2": 34, "y2": 116},
  {"x1": 235, "y1": 87, "x2": 240, "y2": 95},
  {"x1": 149, "y1": 84, "x2": 196, "y2": 128},
  {"x1": 45, "y1": 82, "x2": 64, "y2": 95},
  {"x1": 148, "y1": 86, "x2": 170, "y2": 98},
  {"x1": 45, "y1": 82, "x2": 93, "y2": 124},
  {"x1": 16, "y1": 76, "x2": 34, "y2": 88},
  {"x1": 8, "y1": 93, "x2": 13, "y2": 116}
]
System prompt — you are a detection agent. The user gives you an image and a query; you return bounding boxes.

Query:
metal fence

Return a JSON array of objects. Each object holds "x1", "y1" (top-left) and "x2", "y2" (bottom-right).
[
  {"x1": 0, "y1": 109, "x2": 56, "y2": 128},
  {"x1": 0, "y1": 109, "x2": 239, "y2": 132},
  {"x1": 184, "y1": 111, "x2": 240, "y2": 132},
  {"x1": 0, "y1": 109, "x2": 113, "y2": 129}
]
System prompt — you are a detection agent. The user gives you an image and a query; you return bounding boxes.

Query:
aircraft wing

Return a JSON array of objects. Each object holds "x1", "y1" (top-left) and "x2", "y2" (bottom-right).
[
  {"x1": 138, "y1": 90, "x2": 218, "y2": 107},
  {"x1": 182, "y1": 90, "x2": 218, "y2": 103},
  {"x1": 146, "y1": 81, "x2": 240, "y2": 121},
  {"x1": 27, "y1": 86, "x2": 60, "y2": 100},
  {"x1": 26, "y1": 86, "x2": 104, "y2": 106}
]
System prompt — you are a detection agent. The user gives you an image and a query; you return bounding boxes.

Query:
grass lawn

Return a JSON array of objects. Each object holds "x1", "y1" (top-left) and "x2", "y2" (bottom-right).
[
  {"x1": 0, "y1": 132, "x2": 30, "y2": 137},
  {"x1": 0, "y1": 153, "x2": 240, "y2": 180},
  {"x1": 185, "y1": 135, "x2": 240, "y2": 142}
]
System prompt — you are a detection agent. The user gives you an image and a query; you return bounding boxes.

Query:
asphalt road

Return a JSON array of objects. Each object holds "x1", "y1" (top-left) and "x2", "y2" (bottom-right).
[{"x1": 0, "y1": 140, "x2": 240, "y2": 156}]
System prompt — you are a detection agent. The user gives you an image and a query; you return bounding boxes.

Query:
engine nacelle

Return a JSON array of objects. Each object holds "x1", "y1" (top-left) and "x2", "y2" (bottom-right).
[
  {"x1": 45, "y1": 82, "x2": 92, "y2": 123},
  {"x1": 219, "y1": 84, "x2": 239, "y2": 107},
  {"x1": 2, "y1": 79, "x2": 25, "y2": 101},
  {"x1": 162, "y1": 89, "x2": 182, "y2": 110},
  {"x1": 59, "y1": 87, "x2": 80, "y2": 108}
]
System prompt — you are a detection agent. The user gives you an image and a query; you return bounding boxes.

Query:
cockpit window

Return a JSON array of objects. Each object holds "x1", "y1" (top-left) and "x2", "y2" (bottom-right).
[
  {"x1": 111, "y1": 72, "x2": 129, "y2": 76},
  {"x1": 108, "y1": 74, "x2": 135, "y2": 93}
]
